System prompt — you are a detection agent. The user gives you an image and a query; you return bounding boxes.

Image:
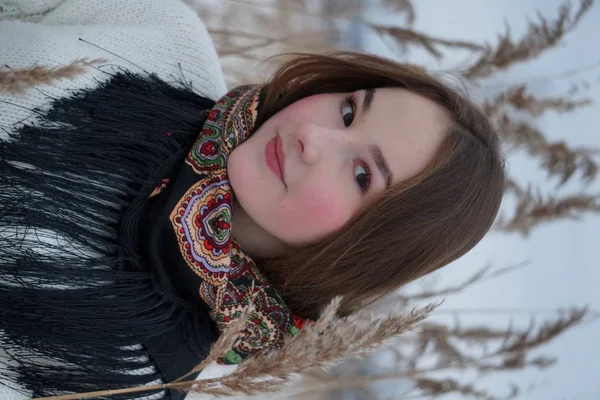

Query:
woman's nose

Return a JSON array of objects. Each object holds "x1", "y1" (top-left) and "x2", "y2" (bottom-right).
[{"x1": 296, "y1": 123, "x2": 345, "y2": 165}]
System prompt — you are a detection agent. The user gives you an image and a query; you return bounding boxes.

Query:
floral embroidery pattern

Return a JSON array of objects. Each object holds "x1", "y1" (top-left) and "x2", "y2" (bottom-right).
[
  {"x1": 185, "y1": 86, "x2": 260, "y2": 173},
  {"x1": 170, "y1": 173, "x2": 232, "y2": 286},
  {"x1": 169, "y1": 86, "x2": 307, "y2": 364}
]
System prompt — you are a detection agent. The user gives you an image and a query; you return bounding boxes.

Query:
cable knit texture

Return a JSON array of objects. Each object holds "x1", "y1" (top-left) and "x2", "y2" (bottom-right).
[{"x1": 0, "y1": 1, "x2": 227, "y2": 398}]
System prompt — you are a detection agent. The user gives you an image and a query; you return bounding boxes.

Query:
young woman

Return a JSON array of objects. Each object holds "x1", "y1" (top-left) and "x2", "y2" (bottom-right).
[{"x1": 0, "y1": 0, "x2": 505, "y2": 399}]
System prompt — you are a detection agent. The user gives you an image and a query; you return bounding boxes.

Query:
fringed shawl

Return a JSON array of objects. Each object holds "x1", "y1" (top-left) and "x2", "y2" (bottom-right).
[{"x1": 0, "y1": 72, "x2": 305, "y2": 399}]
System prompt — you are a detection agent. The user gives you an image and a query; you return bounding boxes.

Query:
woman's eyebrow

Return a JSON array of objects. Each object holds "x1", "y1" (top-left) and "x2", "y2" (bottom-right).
[
  {"x1": 362, "y1": 88, "x2": 375, "y2": 115},
  {"x1": 361, "y1": 89, "x2": 391, "y2": 188},
  {"x1": 369, "y1": 144, "x2": 393, "y2": 189}
]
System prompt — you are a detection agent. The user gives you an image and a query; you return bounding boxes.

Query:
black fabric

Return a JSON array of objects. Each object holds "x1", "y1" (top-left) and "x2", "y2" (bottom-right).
[
  {"x1": 0, "y1": 71, "x2": 220, "y2": 399},
  {"x1": 142, "y1": 160, "x2": 211, "y2": 306},
  {"x1": 142, "y1": 308, "x2": 220, "y2": 400}
]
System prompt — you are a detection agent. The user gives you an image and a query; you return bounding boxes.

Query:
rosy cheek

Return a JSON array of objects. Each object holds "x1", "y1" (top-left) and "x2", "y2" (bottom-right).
[{"x1": 282, "y1": 190, "x2": 354, "y2": 242}]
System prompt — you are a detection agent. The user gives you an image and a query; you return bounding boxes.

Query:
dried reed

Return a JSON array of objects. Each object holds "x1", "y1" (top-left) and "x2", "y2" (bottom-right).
[
  {"x1": 464, "y1": 0, "x2": 593, "y2": 78},
  {"x1": 496, "y1": 183, "x2": 600, "y2": 235},
  {"x1": 0, "y1": 59, "x2": 106, "y2": 94},
  {"x1": 33, "y1": 299, "x2": 437, "y2": 400},
  {"x1": 483, "y1": 97, "x2": 598, "y2": 186},
  {"x1": 382, "y1": 0, "x2": 416, "y2": 24},
  {"x1": 370, "y1": 25, "x2": 486, "y2": 59}
]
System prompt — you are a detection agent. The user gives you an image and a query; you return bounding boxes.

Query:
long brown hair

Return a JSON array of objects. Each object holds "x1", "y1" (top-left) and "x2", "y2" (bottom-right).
[{"x1": 255, "y1": 52, "x2": 506, "y2": 319}]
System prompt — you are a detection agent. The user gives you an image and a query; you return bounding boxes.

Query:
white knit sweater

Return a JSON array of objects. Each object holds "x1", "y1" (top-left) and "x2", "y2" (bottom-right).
[
  {"x1": 0, "y1": 1, "x2": 229, "y2": 399},
  {"x1": 0, "y1": 0, "x2": 227, "y2": 136}
]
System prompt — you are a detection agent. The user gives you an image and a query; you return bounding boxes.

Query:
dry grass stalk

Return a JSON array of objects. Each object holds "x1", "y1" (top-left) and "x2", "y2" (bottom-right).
[
  {"x1": 412, "y1": 309, "x2": 587, "y2": 364},
  {"x1": 34, "y1": 299, "x2": 437, "y2": 400},
  {"x1": 500, "y1": 307, "x2": 587, "y2": 353},
  {"x1": 0, "y1": 58, "x2": 107, "y2": 94},
  {"x1": 482, "y1": 100, "x2": 546, "y2": 148},
  {"x1": 35, "y1": 297, "x2": 590, "y2": 400},
  {"x1": 494, "y1": 85, "x2": 593, "y2": 117},
  {"x1": 232, "y1": 299, "x2": 438, "y2": 379},
  {"x1": 294, "y1": 307, "x2": 588, "y2": 399},
  {"x1": 479, "y1": 354, "x2": 557, "y2": 372},
  {"x1": 417, "y1": 325, "x2": 468, "y2": 368},
  {"x1": 496, "y1": 183, "x2": 600, "y2": 235},
  {"x1": 542, "y1": 142, "x2": 599, "y2": 185},
  {"x1": 412, "y1": 322, "x2": 500, "y2": 360},
  {"x1": 367, "y1": 1, "x2": 592, "y2": 79},
  {"x1": 391, "y1": 308, "x2": 589, "y2": 400},
  {"x1": 382, "y1": 0, "x2": 416, "y2": 25},
  {"x1": 370, "y1": 25, "x2": 486, "y2": 59},
  {"x1": 483, "y1": 99, "x2": 599, "y2": 185},
  {"x1": 415, "y1": 378, "x2": 499, "y2": 400},
  {"x1": 504, "y1": 177, "x2": 525, "y2": 196},
  {"x1": 464, "y1": 0, "x2": 593, "y2": 78},
  {"x1": 395, "y1": 262, "x2": 528, "y2": 303}
]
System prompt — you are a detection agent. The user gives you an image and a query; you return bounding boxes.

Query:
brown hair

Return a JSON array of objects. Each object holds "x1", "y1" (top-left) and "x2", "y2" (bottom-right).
[{"x1": 255, "y1": 52, "x2": 505, "y2": 319}]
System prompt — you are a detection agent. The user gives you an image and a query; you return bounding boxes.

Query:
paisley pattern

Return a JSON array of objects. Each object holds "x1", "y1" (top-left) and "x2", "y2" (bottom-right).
[
  {"x1": 166, "y1": 86, "x2": 308, "y2": 364},
  {"x1": 185, "y1": 85, "x2": 260, "y2": 173},
  {"x1": 170, "y1": 173, "x2": 232, "y2": 285}
]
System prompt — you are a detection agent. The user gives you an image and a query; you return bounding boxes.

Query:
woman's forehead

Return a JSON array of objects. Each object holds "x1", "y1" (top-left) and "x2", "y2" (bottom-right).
[{"x1": 357, "y1": 87, "x2": 449, "y2": 185}]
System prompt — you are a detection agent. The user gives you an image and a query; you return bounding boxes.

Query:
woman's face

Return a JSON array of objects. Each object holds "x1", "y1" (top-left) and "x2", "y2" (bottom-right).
[{"x1": 228, "y1": 87, "x2": 448, "y2": 256}]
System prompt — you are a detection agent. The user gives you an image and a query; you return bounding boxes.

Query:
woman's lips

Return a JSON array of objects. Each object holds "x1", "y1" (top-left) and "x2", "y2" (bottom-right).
[{"x1": 265, "y1": 134, "x2": 286, "y2": 185}]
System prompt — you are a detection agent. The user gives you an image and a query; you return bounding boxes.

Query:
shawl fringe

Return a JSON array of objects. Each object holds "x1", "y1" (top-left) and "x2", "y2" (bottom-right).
[{"x1": 0, "y1": 71, "x2": 216, "y2": 398}]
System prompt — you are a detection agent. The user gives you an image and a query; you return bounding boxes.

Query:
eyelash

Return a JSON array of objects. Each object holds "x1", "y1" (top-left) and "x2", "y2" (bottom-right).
[
  {"x1": 341, "y1": 95, "x2": 356, "y2": 128},
  {"x1": 353, "y1": 159, "x2": 372, "y2": 193},
  {"x1": 341, "y1": 95, "x2": 372, "y2": 193}
]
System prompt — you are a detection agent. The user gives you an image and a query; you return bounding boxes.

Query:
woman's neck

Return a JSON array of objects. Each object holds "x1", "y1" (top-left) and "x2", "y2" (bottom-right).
[{"x1": 231, "y1": 199, "x2": 289, "y2": 259}]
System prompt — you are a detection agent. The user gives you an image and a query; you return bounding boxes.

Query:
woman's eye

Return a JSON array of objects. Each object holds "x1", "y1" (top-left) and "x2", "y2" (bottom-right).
[
  {"x1": 354, "y1": 162, "x2": 371, "y2": 193},
  {"x1": 341, "y1": 96, "x2": 355, "y2": 127}
]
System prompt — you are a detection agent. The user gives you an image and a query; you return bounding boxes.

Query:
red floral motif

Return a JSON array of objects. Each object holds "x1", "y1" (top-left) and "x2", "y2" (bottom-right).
[
  {"x1": 208, "y1": 109, "x2": 219, "y2": 121},
  {"x1": 293, "y1": 315, "x2": 313, "y2": 330},
  {"x1": 200, "y1": 140, "x2": 218, "y2": 157}
]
